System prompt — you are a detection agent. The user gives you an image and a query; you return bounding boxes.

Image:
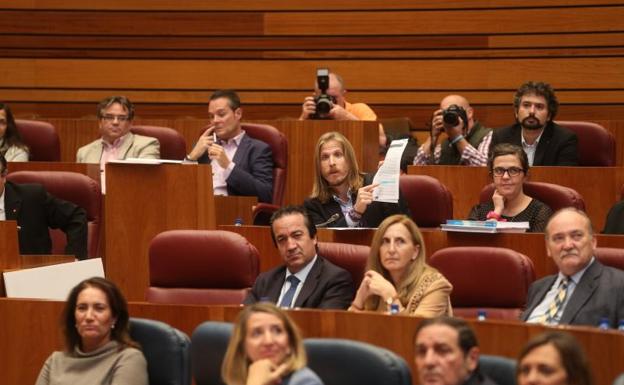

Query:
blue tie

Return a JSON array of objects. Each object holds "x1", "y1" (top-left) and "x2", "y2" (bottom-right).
[{"x1": 279, "y1": 275, "x2": 300, "y2": 308}]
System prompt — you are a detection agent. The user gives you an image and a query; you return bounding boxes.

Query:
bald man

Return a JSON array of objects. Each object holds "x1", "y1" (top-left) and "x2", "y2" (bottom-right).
[
  {"x1": 413, "y1": 95, "x2": 492, "y2": 166},
  {"x1": 299, "y1": 72, "x2": 386, "y2": 147}
]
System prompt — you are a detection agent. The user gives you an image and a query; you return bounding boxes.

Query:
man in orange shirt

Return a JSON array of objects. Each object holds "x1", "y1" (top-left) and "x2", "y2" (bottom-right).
[{"x1": 299, "y1": 72, "x2": 386, "y2": 147}]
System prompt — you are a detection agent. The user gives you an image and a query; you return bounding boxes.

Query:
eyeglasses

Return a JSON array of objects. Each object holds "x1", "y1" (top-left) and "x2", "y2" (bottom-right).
[
  {"x1": 492, "y1": 167, "x2": 524, "y2": 177},
  {"x1": 101, "y1": 114, "x2": 130, "y2": 122}
]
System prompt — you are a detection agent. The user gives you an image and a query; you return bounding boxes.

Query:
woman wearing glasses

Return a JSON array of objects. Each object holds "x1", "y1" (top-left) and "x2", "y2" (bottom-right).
[{"x1": 468, "y1": 143, "x2": 552, "y2": 232}]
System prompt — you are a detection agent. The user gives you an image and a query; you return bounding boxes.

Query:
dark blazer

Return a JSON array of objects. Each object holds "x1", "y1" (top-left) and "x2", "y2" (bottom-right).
[
  {"x1": 521, "y1": 260, "x2": 624, "y2": 327},
  {"x1": 304, "y1": 173, "x2": 411, "y2": 228},
  {"x1": 4, "y1": 181, "x2": 88, "y2": 259},
  {"x1": 490, "y1": 122, "x2": 578, "y2": 166},
  {"x1": 198, "y1": 134, "x2": 273, "y2": 203},
  {"x1": 243, "y1": 256, "x2": 354, "y2": 309},
  {"x1": 603, "y1": 200, "x2": 624, "y2": 234}
]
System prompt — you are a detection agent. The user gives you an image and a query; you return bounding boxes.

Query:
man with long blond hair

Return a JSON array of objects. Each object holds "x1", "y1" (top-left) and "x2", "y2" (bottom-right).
[{"x1": 304, "y1": 131, "x2": 409, "y2": 228}]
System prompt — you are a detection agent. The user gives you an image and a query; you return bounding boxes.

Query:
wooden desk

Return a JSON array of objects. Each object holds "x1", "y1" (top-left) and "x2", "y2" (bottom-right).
[
  {"x1": 407, "y1": 165, "x2": 624, "y2": 231},
  {"x1": 222, "y1": 226, "x2": 624, "y2": 279},
  {"x1": 1, "y1": 299, "x2": 621, "y2": 385}
]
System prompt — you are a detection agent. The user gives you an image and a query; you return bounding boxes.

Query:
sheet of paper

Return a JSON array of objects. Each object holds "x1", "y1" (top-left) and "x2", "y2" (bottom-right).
[{"x1": 372, "y1": 139, "x2": 408, "y2": 203}]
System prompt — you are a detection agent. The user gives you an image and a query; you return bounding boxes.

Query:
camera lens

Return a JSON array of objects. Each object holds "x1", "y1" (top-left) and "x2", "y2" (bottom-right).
[{"x1": 443, "y1": 111, "x2": 459, "y2": 126}]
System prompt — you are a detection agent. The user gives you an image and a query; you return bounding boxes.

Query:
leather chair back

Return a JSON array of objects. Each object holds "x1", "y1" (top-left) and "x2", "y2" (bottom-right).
[
  {"x1": 556, "y1": 121, "x2": 615, "y2": 166},
  {"x1": 400, "y1": 175, "x2": 453, "y2": 228},
  {"x1": 304, "y1": 338, "x2": 412, "y2": 385},
  {"x1": 129, "y1": 318, "x2": 191, "y2": 385},
  {"x1": 480, "y1": 181, "x2": 585, "y2": 212},
  {"x1": 6, "y1": 170, "x2": 102, "y2": 258},
  {"x1": 595, "y1": 247, "x2": 624, "y2": 271},
  {"x1": 429, "y1": 246, "x2": 535, "y2": 319},
  {"x1": 191, "y1": 321, "x2": 233, "y2": 385},
  {"x1": 131, "y1": 125, "x2": 187, "y2": 160},
  {"x1": 15, "y1": 119, "x2": 61, "y2": 161},
  {"x1": 479, "y1": 355, "x2": 517, "y2": 385},
  {"x1": 318, "y1": 242, "x2": 369, "y2": 289},
  {"x1": 241, "y1": 122, "x2": 287, "y2": 206},
  {"x1": 147, "y1": 230, "x2": 260, "y2": 305}
]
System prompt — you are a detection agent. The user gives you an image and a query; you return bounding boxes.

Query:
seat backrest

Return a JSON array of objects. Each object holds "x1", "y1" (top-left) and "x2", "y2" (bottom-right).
[
  {"x1": 304, "y1": 338, "x2": 412, "y2": 385},
  {"x1": 131, "y1": 125, "x2": 187, "y2": 160},
  {"x1": 318, "y1": 242, "x2": 369, "y2": 289},
  {"x1": 480, "y1": 181, "x2": 585, "y2": 212},
  {"x1": 556, "y1": 121, "x2": 615, "y2": 166},
  {"x1": 6, "y1": 170, "x2": 102, "y2": 258},
  {"x1": 479, "y1": 355, "x2": 517, "y2": 385},
  {"x1": 379, "y1": 117, "x2": 415, "y2": 140},
  {"x1": 399, "y1": 175, "x2": 453, "y2": 227},
  {"x1": 15, "y1": 119, "x2": 61, "y2": 161},
  {"x1": 595, "y1": 247, "x2": 624, "y2": 271},
  {"x1": 241, "y1": 122, "x2": 288, "y2": 206},
  {"x1": 129, "y1": 317, "x2": 191, "y2": 385},
  {"x1": 428, "y1": 246, "x2": 535, "y2": 319},
  {"x1": 146, "y1": 230, "x2": 259, "y2": 305},
  {"x1": 191, "y1": 321, "x2": 233, "y2": 385}
]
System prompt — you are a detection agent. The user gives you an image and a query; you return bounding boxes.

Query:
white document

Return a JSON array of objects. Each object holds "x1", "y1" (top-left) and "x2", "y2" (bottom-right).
[
  {"x1": 109, "y1": 158, "x2": 183, "y2": 164},
  {"x1": 372, "y1": 139, "x2": 408, "y2": 203},
  {"x1": 3, "y1": 258, "x2": 105, "y2": 300}
]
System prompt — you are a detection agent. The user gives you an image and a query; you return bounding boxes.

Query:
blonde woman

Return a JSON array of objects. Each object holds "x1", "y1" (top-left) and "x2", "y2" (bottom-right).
[
  {"x1": 221, "y1": 303, "x2": 324, "y2": 385},
  {"x1": 349, "y1": 214, "x2": 452, "y2": 316}
]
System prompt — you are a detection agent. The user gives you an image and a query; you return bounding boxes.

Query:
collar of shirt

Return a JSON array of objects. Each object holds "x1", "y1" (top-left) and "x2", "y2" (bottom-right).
[
  {"x1": 285, "y1": 254, "x2": 317, "y2": 281},
  {"x1": 216, "y1": 130, "x2": 245, "y2": 147},
  {"x1": 557, "y1": 256, "x2": 595, "y2": 287},
  {"x1": 102, "y1": 132, "x2": 130, "y2": 149},
  {"x1": 521, "y1": 129, "x2": 543, "y2": 149}
]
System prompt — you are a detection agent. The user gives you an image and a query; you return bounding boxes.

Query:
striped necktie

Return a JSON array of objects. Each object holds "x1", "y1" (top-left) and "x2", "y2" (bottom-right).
[{"x1": 544, "y1": 276, "x2": 570, "y2": 324}]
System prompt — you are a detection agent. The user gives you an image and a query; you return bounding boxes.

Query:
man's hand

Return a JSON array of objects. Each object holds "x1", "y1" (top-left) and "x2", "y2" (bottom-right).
[
  {"x1": 187, "y1": 126, "x2": 215, "y2": 161},
  {"x1": 329, "y1": 103, "x2": 358, "y2": 120},
  {"x1": 299, "y1": 96, "x2": 316, "y2": 120},
  {"x1": 208, "y1": 143, "x2": 231, "y2": 169},
  {"x1": 353, "y1": 183, "x2": 379, "y2": 215}
]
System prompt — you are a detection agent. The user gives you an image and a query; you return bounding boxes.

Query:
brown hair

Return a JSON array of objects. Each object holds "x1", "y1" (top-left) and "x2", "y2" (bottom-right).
[
  {"x1": 487, "y1": 143, "x2": 529, "y2": 174},
  {"x1": 513, "y1": 81, "x2": 559, "y2": 121},
  {"x1": 365, "y1": 214, "x2": 430, "y2": 310},
  {"x1": 221, "y1": 303, "x2": 307, "y2": 385},
  {"x1": 310, "y1": 131, "x2": 363, "y2": 203},
  {"x1": 0, "y1": 102, "x2": 29, "y2": 154},
  {"x1": 63, "y1": 277, "x2": 137, "y2": 352},
  {"x1": 96, "y1": 96, "x2": 134, "y2": 121},
  {"x1": 517, "y1": 332, "x2": 593, "y2": 385}
]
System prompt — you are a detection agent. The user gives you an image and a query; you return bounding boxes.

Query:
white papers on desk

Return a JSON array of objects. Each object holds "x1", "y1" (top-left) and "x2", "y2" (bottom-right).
[
  {"x1": 440, "y1": 220, "x2": 529, "y2": 233},
  {"x1": 372, "y1": 139, "x2": 408, "y2": 203},
  {"x1": 3, "y1": 258, "x2": 105, "y2": 300}
]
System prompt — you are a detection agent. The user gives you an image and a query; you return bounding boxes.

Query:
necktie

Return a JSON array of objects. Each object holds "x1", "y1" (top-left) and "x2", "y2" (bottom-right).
[
  {"x1": 544, "y1": 276, "x2": 570, "y2": 324},
  {"x1": 279, "y1": 275, "x2": 300, "y2": 308}
]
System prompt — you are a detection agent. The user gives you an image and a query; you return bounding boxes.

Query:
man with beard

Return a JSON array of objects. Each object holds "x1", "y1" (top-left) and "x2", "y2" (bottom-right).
[
  {"x1": 243, "y1": 205, "x2": 354, "y2": 309},
  {"x1": 522, "y1": 208, "x2": 624, "y2": 327},
  {"x1": 304, "y1": 131, "x2": 410, "y2": 228},
  {"x1": 490, "y1": 81, "x2": 578, "y2": 166},
  {"x1": 185, "y1": 90, "x2": 273, "y2": 203},
  {"x1": 414, "y1": 317, "x2": 499, "y2": 385}
]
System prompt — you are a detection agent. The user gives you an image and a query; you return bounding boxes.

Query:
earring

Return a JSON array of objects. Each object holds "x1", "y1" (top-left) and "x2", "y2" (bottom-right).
[{"x1": 111, "y1": 323, "x2": 115, "y2": 330}]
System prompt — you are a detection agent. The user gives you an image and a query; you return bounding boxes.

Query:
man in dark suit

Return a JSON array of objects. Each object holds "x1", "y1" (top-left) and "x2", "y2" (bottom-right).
[
  {"x1": 244, "y1": 205, "x2": 354, "y2": 309},
  {"x1": 521, "y1": 208, "x2": 624, "y2": 327},
  {"x1": 0, "y1": 154, "x2": 88, "y2": 259},
  {"x1": 185, "y1": 89, "x2": 273, "y2": 203},
  {"x1": 490, "y1": 81, "x2": 578, "y2": 166}
]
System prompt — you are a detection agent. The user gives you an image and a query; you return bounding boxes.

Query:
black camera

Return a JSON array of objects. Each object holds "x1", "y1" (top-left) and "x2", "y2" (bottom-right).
[
  {"x1": 312, "y1": 68, "x2": 335, "y2": 120},
  {"x1": 442, "y1": 104, "x2": 468, "y2": 127}
]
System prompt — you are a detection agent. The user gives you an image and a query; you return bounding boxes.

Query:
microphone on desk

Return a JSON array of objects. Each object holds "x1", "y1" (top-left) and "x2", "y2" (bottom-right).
[{"x1": 316, "y1": 213, "x2": 340, "y2": 228}]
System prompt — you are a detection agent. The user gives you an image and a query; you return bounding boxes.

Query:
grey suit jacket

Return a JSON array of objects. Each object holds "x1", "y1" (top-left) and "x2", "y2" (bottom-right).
[
  {"x1": 76, "y1": 133, "x2": 160, "y2": 163},
  {"x1": 243, "y1": 256, "x2": 354, "y2": 309},
  {"x1": 521, "y1": 260, "x2": 624, "y2": 327}
]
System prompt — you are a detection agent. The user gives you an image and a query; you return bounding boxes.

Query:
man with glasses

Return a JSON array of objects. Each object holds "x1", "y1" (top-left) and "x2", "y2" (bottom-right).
[
  {"x1": 522, "y1": 208, "x2": 624, "y2": 327},
  {"x1": 76, "y1": 96, "x2": 160, "y2": 191}
]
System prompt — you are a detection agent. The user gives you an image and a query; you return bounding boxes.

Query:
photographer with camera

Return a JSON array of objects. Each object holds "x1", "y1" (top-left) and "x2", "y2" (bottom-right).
[
  {"x1": 299, "y1": 70, "x2": 387, "y2": 147},
  {"x1": 413, "y1": 95, "x2": 492, "y2": 166}
]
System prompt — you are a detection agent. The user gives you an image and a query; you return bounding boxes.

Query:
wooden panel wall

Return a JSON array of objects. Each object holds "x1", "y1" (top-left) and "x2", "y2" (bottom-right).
[{"x1": 1, "y1": 1, "x2": 623, "y2": 124}]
